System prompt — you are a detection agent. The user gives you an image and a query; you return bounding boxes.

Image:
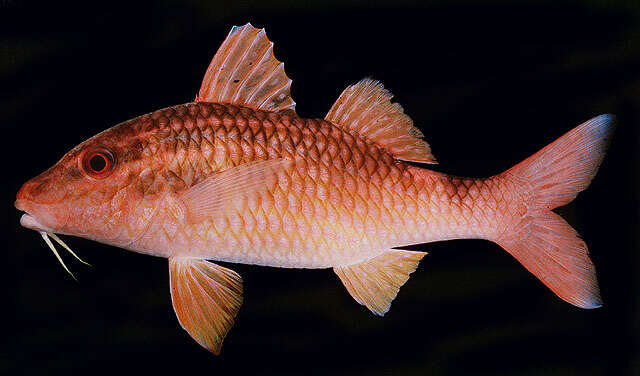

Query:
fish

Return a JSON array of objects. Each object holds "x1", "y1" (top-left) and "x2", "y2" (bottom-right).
[{"x1": 15, "y1": 23, "x2": 615, "y2": 354}]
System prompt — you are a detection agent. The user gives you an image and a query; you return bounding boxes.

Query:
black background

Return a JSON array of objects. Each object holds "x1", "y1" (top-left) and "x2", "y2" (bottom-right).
[{"x1": 2, "y1": 1, "x2": 638, "y2": 375}]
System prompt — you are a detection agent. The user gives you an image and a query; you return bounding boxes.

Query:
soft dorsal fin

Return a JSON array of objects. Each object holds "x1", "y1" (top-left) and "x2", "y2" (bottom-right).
[
  {"x1": 169, "y1": 257, "x2": 243, "y2": 354},
  {"x1": 334, "y1": 249, "x2": 427, "y2": 315},
  {"x1": 196, "y1": 23, "x2": 295, "y2": 112},
  {"x1": 326, "y1": 78, "x2": 436, "y2": 164}
]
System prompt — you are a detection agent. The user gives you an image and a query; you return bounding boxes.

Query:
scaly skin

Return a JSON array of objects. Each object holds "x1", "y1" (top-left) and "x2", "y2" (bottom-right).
[{"x1": 23, "y1": 101, "x2": 522, "y2": 268}]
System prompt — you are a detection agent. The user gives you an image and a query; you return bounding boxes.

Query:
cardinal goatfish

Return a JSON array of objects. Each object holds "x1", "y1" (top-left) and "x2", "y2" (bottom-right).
[{"x1": 15, "y1": 23, "x2": 614, "y2": 354}]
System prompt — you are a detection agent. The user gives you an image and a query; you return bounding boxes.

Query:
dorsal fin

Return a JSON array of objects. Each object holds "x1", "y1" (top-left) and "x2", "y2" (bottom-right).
[
  {"x1": 196, "y1": 23, "x2": 295, "y2": 112},
  {"x1": 326, "y1": 78, "x2": 436, "y2": 164}
]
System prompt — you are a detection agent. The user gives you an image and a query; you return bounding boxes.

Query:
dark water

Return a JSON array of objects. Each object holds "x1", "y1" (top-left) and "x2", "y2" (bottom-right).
[{"x1": 2, "y1": 1, "x2": 638, "y2": 374}]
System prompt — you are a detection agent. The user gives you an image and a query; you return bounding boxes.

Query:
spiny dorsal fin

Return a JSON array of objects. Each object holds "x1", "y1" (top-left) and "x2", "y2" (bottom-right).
[
  {"x1": 169, "y1": 257, "x2": 243, "y2": 354},
  {"x1": 326, "y1": 78, "x2": 436, "y2": 164},
  {"x1": 197, "y1": 23, "x2": 295, "y2": 112},
  {"x1": 334, "y1": 249, "x2": 427, "y2": 315}
]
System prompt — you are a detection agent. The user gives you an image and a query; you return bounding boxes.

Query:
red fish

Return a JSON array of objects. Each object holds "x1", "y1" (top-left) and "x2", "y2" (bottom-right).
[{"x1": 15, "y1": 23, "x2": 614, "y2": 354}]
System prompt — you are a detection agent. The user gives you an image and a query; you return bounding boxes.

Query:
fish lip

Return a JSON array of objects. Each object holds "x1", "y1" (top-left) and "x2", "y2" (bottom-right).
[
  {"x1": 16, "y1": 199, "x2": 56, "y2": 233},
  {"x1": 16, "y1": 198, "x2": 61, "y2": 233},
  {"x1": 19, "y1": 213, "x2": 55, "y2": 233},
  {"x1": 14, "y1": 198, "x2": 28, "y2": 212}
]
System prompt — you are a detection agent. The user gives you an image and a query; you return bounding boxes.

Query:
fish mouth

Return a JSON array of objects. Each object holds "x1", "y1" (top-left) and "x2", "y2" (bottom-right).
[
  {"x1": 15, "y1": 198, "x2": 61, "y2": 233},
  {"x1": 16, "y1": 199, "x2": 90, "y2": 279},
  {"x1": 19, "y1": 212, "x2": 56, "y2": 233},
  {"x1": 16, "y1": 198, "x2": 55, "y2": 233}
]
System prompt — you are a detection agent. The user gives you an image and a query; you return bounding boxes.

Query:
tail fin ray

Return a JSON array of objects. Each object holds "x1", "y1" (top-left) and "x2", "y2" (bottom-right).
[
  {"x1": 499, "y1": 212, "x2": 602, "y2": 308},
  {"x1": 507, "y1": 114, "x2": 615, "y2": 210},
  {"x1": 497, "y1": 114, "x2": 614, "y2": 308}
]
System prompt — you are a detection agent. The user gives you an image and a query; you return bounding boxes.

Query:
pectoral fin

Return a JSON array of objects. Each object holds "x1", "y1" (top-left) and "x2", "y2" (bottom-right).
[
  {"x1": 169, "y1": 257, "x2": 243, "y2": 354},
  {"x1": 334, "y1": 250, "x2": 427, "y2": 316},
  {"x1": 178, "y1": 159, "x2": 289, "y2": 224}
]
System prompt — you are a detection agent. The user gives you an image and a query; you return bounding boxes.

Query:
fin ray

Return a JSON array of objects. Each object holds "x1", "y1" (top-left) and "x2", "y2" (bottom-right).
[
  {"x1": 334, "y1": 249, "x2": 427, "y2": 315},
  {"x1": 496, "y1": 114, "x2": 615, "y2": 308},
  {"x1": 497, "y1": 212, "x2": 602, "y2": 308},
  {"x1": 169, "y1": 257, "x2": 243, "y2": 354},
  {"x1": 178, "y1": 159, "x2": 289, "y2": 223},
  {"x1": 506, "y1": 114, "x2": 615, "y2": 210},
  {"x1": 197, "y1": 23, "x2": 295, "y2": 112},
  {"x1": 326, "y1": 78, "x2": 436, "y2": 163}
]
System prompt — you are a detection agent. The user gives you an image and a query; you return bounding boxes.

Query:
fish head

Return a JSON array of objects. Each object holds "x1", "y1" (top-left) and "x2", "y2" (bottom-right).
[{"x1": 15, "y1": 122, "x2": 150, "y2": 245}]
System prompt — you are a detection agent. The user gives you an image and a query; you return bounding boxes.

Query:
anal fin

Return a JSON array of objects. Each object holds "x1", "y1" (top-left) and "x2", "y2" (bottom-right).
[
  {"x1": 169, "y1": 257, "x2": 243, "y2": 354},
  {"x1": 334, "y1": 249, "x2": 427, "y2": 316}
]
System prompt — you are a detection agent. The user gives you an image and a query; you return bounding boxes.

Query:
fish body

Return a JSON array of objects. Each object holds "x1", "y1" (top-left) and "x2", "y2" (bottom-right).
[
  {"x1": 85, "y1": 101, "x2": 513, "y2": 268},
  {"x1": 15, "y1": 23, "x2": 614, "y2": 354}
]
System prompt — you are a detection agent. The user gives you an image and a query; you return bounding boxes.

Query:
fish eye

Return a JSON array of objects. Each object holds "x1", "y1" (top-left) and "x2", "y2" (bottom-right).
[
  {"x1": 90, "y1": 154, "x2": 107, "y2": 173},
  {"x1": 80, "y1": 147, "x2": 116, "y2": 178}
]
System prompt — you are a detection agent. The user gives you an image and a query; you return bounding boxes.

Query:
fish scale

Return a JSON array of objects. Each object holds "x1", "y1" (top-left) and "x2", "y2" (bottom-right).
[{"x1": 118, "y1": 101, "x2": 512, "y2": 268}]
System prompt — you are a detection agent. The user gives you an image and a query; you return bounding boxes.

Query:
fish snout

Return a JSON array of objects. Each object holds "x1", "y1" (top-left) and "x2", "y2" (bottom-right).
[
  {"x1": 15, "y1": 180, "x2": 34, "y2": 207},
  {"x1": 16, "y1": 179, "x2": 66, "y2": 233},
  {"x1": 15, "y1": 180, "x2": 36, "y2": 215},
  {"x1": 16, "y1": 175, "x2": 64, "y2": 204}
]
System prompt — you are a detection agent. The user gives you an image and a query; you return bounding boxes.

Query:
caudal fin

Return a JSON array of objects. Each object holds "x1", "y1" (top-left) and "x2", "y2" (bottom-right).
[{"x1": 498, "y1": 114, "x2": 615, "y2": 309}]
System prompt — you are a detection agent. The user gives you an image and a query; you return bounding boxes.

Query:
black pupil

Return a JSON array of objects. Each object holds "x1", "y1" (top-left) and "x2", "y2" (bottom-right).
[{"x1": 90, "y1": 154, "x2": 107, "y2": 172}]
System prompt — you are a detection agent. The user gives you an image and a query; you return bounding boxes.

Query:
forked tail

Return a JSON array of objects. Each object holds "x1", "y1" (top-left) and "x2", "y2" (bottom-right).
[{"x1": 496, "y1": 114, "x2": 615, "y2": 308}]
